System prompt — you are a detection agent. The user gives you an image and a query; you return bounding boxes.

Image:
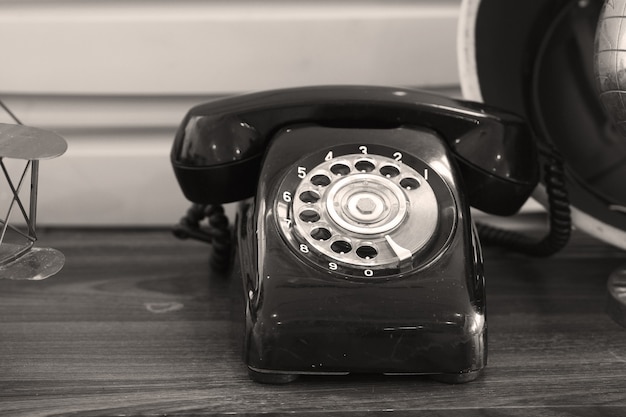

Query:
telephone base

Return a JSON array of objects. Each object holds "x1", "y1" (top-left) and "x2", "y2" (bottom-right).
[
  {"x1": 247, "y1": 367, "x2": 483, "y2": 385},
  {"x1": 247, "y1": 368, "x2": 300, "y2": 384},
  {"x1": 429, "y1": 370, "x2": 483, "y2": 384},
  {"x1": 607, "y1": 266, "x2": 626, "y2": 328}
]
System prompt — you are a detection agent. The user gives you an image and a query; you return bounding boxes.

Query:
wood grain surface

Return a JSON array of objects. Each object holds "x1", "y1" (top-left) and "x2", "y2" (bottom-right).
[{"x1": 1, "y1": 222, "x2": 626, "y2": 416}]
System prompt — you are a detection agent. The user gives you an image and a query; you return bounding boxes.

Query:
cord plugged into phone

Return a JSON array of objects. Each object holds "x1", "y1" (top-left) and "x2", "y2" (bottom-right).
[{"x1": 171, "y1": 85, "x2": 566, "y2": 384}]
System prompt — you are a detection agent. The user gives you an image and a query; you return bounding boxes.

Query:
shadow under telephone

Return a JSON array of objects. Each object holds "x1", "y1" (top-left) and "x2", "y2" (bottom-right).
[{"x1": 171, "y1": 85, "x2": 567, "y2": 384}]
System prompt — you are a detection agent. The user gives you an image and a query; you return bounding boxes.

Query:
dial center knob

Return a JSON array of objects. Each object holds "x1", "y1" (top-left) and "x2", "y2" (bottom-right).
[
  {"x1": 347, "y1": 192, "x2": 386, "y2": 222},
  {"x1": 326, "y1": 173, "x2": 407, "y2": 235},
  {"x1": 356, "y1": 196, "x2": 376, "y2": 214}
]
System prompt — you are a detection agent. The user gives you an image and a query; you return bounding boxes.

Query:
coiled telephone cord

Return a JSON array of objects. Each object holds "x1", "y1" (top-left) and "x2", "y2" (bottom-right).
[
  {"x1": 173, "y1": 203, "x2": 232, "y2": 271},
  {"x1": 476, "y1": 145, "x2": 571, "y2": 257}
]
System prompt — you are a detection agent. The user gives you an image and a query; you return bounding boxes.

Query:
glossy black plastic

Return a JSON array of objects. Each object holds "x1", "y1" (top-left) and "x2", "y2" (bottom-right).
[
  {"x1": 170, "y1": 85, "x2": 539, "y2": 383},
  {"x1": 237, "y1": 125, "x2": 486, "y2": 383},
  {"x1": 171, "y1": 85, "x2": 539, "y2": 216}
]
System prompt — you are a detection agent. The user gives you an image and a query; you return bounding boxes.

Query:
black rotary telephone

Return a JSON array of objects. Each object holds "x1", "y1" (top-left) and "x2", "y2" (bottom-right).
[{"x1": 171, "y1": 85, "x2": 544, "y2": 384}]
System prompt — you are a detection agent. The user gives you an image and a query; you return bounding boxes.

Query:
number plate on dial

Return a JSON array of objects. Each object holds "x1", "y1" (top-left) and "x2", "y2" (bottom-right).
[{"x1": 275, "y1": 143, "x2": 457, "y2": 279}]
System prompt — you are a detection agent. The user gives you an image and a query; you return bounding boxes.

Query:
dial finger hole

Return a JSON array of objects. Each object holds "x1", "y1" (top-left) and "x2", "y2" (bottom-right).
[
  {"x1": 354, "y1": 159, "x2": 376, "y2": 172},
  {"x1": 380, "y1": 165, "x2": 400, "y2": 178},
  {"x1": 299, "y1": 190, "x2": 321, "y2": 203},
  {"x1": 356, "y1": 245, "x2": 378, "y2": 260},
  {"x1": 311, "y1": 174, "x2": 332, "y2": 187},
  {"x1": 310, "y1": 227, "x2": 332, "y2": 241},
  {"x1": 331, "y1": 240, "x2": 353, "y2": 254},
  {"x1": 330, "y1": 163, "x2": 351, "y2": 176},
  {"x1": 299, "y1": 209, "x2": 321, "y2": 223},
  {"x1": 400, "y1": 177, "x2": 421, "y2": 190}
]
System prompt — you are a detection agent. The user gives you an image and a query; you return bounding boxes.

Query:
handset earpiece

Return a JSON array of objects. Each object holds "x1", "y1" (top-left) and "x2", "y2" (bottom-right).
[
  {"x1": 171, "y1": 85, "x2": 539, "y2": 214},
  {"x1": 172, "y1": 113, "x2": 265, "y2": 204},
  {"x1": 450, "y1": 113, "x2": 539, "y2": 215}
]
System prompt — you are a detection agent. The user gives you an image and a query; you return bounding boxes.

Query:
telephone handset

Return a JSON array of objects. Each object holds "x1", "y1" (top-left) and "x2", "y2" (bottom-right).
[{"x1": 171, "y1": 86, "x2": 539, "y2": 384}]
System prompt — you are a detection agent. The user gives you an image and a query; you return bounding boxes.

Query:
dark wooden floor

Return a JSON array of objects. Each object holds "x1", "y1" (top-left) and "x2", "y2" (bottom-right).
[{"x1": 1, "y1": 220, "x2": 626, "y2": 416}]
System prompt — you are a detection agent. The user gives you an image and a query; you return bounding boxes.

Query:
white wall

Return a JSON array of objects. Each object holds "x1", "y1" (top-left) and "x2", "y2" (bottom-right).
[{"x1": 0, "y1": 0, "x2": 461, "y2": 225}]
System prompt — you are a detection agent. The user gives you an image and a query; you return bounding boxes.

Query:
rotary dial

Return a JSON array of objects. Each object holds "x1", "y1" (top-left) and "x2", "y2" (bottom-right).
[{"x1": 275, "y1": 144, "x2": 456, "y2": 278}]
